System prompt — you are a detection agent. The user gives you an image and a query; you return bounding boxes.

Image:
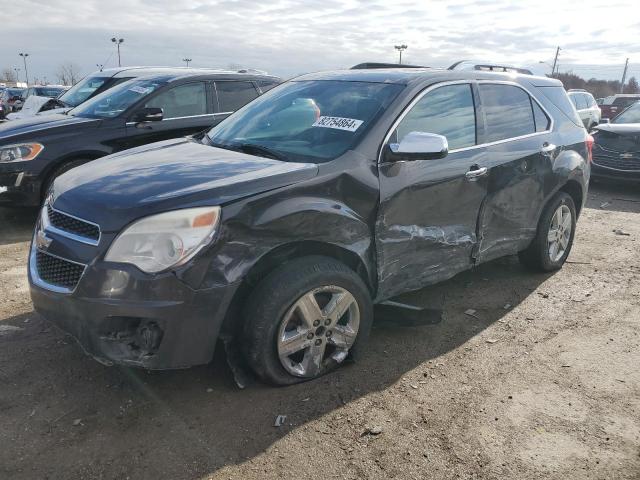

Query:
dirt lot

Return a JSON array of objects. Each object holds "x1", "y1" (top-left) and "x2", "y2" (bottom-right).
[{"x1": 1, "y1": 182, "x2": 638, "y2": 480}]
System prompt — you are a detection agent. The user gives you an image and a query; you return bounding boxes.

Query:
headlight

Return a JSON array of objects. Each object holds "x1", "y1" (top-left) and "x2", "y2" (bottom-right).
[
  {"x1": 0, "y1": 143, "x2": 44, "y2": 163},
  {"x1": 105, "y1": 207, "x2": 221, "y2": 273}
]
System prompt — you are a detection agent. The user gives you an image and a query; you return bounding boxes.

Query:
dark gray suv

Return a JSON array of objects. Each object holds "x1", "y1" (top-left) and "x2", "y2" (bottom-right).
[{"x1": 29, "y1": 68, "x2": 591, "y2": 385}]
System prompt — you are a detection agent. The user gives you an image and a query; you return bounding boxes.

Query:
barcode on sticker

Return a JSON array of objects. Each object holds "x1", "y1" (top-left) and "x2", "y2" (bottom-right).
[{"x1": 312, "y1": 116, "x2": 363, "y2": 132}]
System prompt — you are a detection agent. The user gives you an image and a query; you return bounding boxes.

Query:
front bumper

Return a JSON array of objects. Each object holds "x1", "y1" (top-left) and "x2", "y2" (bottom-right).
[
  {"x1": 29, "y1": 246, "x2": 240, "y2": 369},
  {"x1": 0, "y1": 171, "x2": 40, "y2": 206},
  {"x1": 591, "y1": 161, "x2": 640, "y2": 183}
]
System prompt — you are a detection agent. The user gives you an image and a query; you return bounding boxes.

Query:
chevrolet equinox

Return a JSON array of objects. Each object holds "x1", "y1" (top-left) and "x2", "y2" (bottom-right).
[{"x1": 29, "y1": 68, "x2": 591, "y2": 385}]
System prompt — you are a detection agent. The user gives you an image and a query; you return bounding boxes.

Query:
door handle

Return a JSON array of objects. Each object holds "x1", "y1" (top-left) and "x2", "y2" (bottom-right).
[
  {"x1": 465, "y1": 166, "x2": 488, "y2": 180},
  {"x1": 541, "y1": 143, "x2": 557, "y2": 154}
]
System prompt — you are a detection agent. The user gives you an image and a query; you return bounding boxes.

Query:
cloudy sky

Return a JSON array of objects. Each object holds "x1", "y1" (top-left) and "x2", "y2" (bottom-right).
[{"x1": 3, "y1": 0, "x2": 638, "y2": 84}]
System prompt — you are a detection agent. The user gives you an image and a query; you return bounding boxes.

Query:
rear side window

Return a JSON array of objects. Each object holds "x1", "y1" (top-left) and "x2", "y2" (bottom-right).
[
  {"x1": 215, "y1": 81, "x2": 259, "y2": 112},
  {"x1": 538, "y1": 86, "x2": 583, "y2": 127},
  {"x1": 479, "y1": 84, "x2": 536, "y2": 142},
  {"x1": 532, "y1": 101, "x2": 550, "y2": 132},
  {"x1": 395, "y1": 83, "x2": 476, "y2": 150}
]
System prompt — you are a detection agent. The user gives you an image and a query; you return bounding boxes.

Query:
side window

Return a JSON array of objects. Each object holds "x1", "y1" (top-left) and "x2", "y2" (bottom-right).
[
  {"x1": 215, "y1": 81, "x2": 259, "y2": 112},
  {"x1": 585, "y1": 94, "x2": 595, "y2": 107},
  {"x1": 577, "y1": 94, "x2": 589, "y2": 110},
  {"x1": 144, "y1": 82, "x2": 207, "y2": 119},
  {"x1": 479, "y1": 84, "x2": 536, "y2": 142},
  {"x1": 532, "y1": 100, "x2": 550, "y2": 132},
  {"x1": 569, "y1": 94, "x2": 579, "y2": 108},
  {"x1": 395, "y1": 84, "x2": 476, "y2": 150}
]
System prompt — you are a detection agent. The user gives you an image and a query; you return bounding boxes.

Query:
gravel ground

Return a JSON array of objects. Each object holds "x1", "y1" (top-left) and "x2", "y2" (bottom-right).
[{"x1": 0, "y1": 182, "x2": 638, "y2": 480}]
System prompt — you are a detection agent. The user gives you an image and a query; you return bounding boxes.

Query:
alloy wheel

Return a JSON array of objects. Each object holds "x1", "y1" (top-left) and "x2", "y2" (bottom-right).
[
  {"x1": 547, "y1": 204, "x2": 572, "y2": 262},
  {"x1": 277, "y1": 285, "x2": 360, "y2": 378}
]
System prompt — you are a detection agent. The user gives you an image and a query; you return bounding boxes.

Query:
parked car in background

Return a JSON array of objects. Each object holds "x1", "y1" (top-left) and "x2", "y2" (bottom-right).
[
  {"x1": 0, "y1": 88, "x2": 26, "y2": 112},
  {"x1": 567, "y1": 89, "x2": 601, "y2": 129},
  {"x1": 591, "y1": 100, "x2": 640, "y2": 182},
  {"x1": 599, "y1": 94, "x2": 640, "y2": 120},
  {"x1": 28, "y1": 68, "x2": 590, "y2": 384},
  {"x1": 8, "y1": 67, "x2": 272, "y2": 120},
  {"x1": 0, "y1": 70, "x2": 281, "y2": 206}
]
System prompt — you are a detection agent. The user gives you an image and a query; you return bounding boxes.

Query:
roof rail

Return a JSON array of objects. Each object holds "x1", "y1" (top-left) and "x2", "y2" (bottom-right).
[
  {"x1": 448, "y1": 60, "x2": 533, "y2": 75},
  {"x1": 350, "y1": 62, "x2": 427, "y2": 70}
]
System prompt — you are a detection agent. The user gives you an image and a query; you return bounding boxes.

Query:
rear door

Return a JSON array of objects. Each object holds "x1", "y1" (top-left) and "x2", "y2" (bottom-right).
[
  {"x1": 375, "y1": 82, "x2": 489, "y2": 300},
  {"x1": 125, "y1": 81, "x2": 214, "y2": 148},
  {"x1": 474, "y1": 82, "x2": 554, "y2": 263}
]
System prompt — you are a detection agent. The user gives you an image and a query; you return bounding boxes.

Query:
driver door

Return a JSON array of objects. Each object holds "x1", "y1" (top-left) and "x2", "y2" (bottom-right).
[
  {"x1": 375, "y1": 82, "x2": 489, "y2": 300},
  {"x1": 124, "y1": 81, "x2": 215, "y2": 148}
]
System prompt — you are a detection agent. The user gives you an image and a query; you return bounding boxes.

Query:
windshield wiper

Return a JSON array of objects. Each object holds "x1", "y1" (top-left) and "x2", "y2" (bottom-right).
[{"x1": 235, "y1": 143, "x2": 288, "y2": 161}]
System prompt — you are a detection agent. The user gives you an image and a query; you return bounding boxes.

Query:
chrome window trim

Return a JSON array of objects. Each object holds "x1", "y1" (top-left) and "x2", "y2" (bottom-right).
[
  {"x1": 29, "y1": 241, "x2": 87, "y2": 294},
  {"x1": 43, "y1": 204, "x2": 101, "y2": 246},
  {"x1": 125, "y1": 112, "x2": 229, "y2": 126},
  {"x1": 378, "y1": 79, "x2": 554, "y2": 162}
]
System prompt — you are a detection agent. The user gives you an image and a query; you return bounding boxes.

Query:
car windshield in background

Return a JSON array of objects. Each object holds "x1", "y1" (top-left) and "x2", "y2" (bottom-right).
[
  {"x1": 70, "y1": 78, "x2": 165, "y2": 119},
  {"x1": 207, "y1": 80, "x2": 404, "y2": 162},
  {"x1": 613, "y1": 102, "x2": 640, "y2": 124},
  {"x1": 34, "y1": 87, "x2": 65, "y2": 97},
  {"x1": 7, "y1": 89, "x2": 24, "y2": 98},
  {"x1": 58, "y1": 76, "x2": 111, "y2": 107}
]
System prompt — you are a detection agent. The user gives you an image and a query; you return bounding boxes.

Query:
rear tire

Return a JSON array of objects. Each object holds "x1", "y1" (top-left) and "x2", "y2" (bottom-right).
[
  {"x1": 242, "y1": 255, "x2": 373, "y2": 386},
  {"x1": 519, "y1": 192, "x2": 577, "y2": 272}
]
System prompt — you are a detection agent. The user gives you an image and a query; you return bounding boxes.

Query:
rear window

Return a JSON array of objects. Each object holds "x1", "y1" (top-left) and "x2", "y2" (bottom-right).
[
  {"x1": 539, "y1": 86, "x2": 583, "y2": 127},
  {"x1": 613, "y1": 97, "x2": 640, "y2": 108}
]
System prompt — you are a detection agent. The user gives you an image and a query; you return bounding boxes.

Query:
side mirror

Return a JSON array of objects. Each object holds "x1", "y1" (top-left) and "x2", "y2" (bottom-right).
[
  {"x1": 133, "y1": 107, "x2": 163, "y2": 123},
  {"x1": 599, "y1": 118, "x2": 610, "y2": 124},
  {"x1": 384, "y1": 132, "x2": 449, "y2": 162}
]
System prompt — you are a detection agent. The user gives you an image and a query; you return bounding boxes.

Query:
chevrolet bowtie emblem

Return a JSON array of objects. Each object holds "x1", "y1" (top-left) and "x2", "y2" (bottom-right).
[{"x1": 36, "y1": 229, "x2": 52, "y2": 250}]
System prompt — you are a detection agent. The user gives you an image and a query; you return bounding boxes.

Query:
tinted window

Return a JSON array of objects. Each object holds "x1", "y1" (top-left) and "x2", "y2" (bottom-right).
[
  {"x1": 257, "y1": 80, "x2": 279, "y2": 92},
  {"x1": 145, "y1": 82, "x2": 207, "y2": 119},
  {"x1": 613, "y1": 97, "x2": 640, "y2": 108},
  {"x1": 216, "y1": 81, "x2": 259, "y2": 112},
  {"x1": 396, "y1": 84, "x2": 476, "y2": 150},
  {"x1": 34, "y1": 87, "x2": 65, "y2": 98},
  {"x1": 532, "y1": 100, "x2": 550, "y2": 132},
  {"x1": 207, "y1": 80, "x2": 403, "y2": 163},
  {"x1": 480, "y1": 84, "x2": 535, "y2": 142}
]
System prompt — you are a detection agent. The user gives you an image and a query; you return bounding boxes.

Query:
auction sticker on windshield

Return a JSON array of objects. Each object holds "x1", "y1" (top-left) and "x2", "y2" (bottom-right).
[{"x1": 313, "y1": 116, "x2": 363, "y2": 132}]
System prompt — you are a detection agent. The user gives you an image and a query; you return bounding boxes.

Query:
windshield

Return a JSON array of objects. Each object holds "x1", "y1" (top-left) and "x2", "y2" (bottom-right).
[
  {"x1": 34, "y1": 87, "x2": 65, "y2": 98},
  {"x1": 613, "y1": 102, "x2": 640, "y2": 124},
  {"x1": 58, "y1": 76, "x2": 112, "y2": 107},
  {"x1": 7, "y1": 89, "x2": 24, "y2": 97},
  {"x1": 207, "y1": 80, "x2": 404, "y2": 163},
  {"x1": 70, "y1": 78, "x2": 166, "y2": 119}
]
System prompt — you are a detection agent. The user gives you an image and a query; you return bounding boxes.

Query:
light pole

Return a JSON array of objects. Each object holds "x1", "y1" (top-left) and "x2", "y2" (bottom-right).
[
  {"x1": 96, "y1": 64, "x2": 104, "y2": 72},
  {"x1": 183, "y1": 58, "x2": 192, "y2": 67},
  {"x1": 13, "y1": 67, "x2": 20, "y2": 83},
  {"x1": 19, "y1": 53, "x2": 30, "y2": 85},
  {"x1": 394, "y1": 44, "x2": 408, "y2": 65},
  {"x1": 111, "y1": 37, "x2": 124, "y2": 67}
]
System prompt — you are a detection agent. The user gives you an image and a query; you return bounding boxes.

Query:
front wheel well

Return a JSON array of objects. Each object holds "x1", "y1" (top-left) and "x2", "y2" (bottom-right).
[{"x1": 219, "y1": 241, "x2": 374, "y2": 338}]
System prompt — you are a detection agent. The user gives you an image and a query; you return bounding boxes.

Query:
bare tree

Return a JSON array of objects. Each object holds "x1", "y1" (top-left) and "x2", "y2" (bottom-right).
[
  {"x1": 1, "y1": 68, "x2": 16, "y2": 83},
  {"x1": 55, "y1": 62, "x2": 82, "y2": 86}
]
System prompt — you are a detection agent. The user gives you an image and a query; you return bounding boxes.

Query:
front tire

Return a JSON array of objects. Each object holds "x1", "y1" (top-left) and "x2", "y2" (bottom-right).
[
  {"x1": 242, "y1": 255, "x2": 373, "y2": 386},
  {"x1": 519, "y1": 192, "x2": 577, "y2": 272}
]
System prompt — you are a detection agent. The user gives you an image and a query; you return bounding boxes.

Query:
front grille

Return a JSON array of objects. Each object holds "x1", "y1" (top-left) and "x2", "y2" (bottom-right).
[
  {"x1": 35, "y1": 250, "x2": 85, "y2": 290},
  {"x1": 593, "y1": 153, "x2": 640, "y2": 171},
  {"x1": 47, "y1": 205, "x2": 100, "y2": 242}
]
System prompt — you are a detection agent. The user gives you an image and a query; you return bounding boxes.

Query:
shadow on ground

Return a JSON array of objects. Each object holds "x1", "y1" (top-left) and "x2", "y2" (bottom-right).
[{"x1": 0, "y1": 251, "x2": 553, "y2": 479}]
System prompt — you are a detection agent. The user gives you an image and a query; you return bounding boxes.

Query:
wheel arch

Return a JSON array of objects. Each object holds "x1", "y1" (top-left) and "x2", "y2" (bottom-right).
[
  {"x1": 218, "y1": 240, "x2": 375, "y2": 339},
  {"x1": 559, "y1": 179, "x2": 584, "y2": 218}
]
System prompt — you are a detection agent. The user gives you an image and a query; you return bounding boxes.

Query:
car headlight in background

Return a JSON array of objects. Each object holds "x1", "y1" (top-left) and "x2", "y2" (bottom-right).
[
  {"x1": 105, "y1": 207, "x2": 221, "y2": 273},
  {"x1": 0, "y1": 143, "x2": 44, "y2": 163}
]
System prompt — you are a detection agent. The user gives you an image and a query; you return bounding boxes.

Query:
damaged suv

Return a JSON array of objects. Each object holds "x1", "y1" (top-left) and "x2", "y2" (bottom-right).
[{"x1": 29, "y1": 69, "x2": 591, "y2": 385}]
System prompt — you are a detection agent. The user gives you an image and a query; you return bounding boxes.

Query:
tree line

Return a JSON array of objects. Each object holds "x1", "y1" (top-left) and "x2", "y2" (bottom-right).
[
  {"x1": 0, "y1": 62, "x2": 81, "y2": 86},
  {"x1": 554, "y1": 73, "x2": 639, "y2": 98}
]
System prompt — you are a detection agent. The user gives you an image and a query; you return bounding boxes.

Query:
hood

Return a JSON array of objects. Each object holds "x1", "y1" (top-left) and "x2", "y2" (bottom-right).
[
  {"x1": 52, "y1": 138, "x2": 319, "y2": 232},
  {"x1": 593, "y1": 123, "x2": 640, "y2": 136},
  {"x1": 0, "y1": 112, "x2": 99, "y2": 141}
]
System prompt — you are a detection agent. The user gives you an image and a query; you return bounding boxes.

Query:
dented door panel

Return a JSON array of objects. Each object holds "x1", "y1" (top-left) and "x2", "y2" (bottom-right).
[{"x1": 375, "y1": 148, "x2": 488, "y2": 301}]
